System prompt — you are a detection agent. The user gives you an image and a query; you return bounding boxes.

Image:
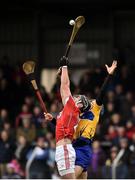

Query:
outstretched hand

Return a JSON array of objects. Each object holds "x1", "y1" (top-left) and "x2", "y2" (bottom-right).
[{"x1": 105, "y1": 60, "x2": 117, "y2": 75}]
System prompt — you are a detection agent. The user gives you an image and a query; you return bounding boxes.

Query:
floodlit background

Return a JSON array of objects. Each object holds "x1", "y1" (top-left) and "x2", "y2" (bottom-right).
[{"x1": 0, "y1": 0, "x2": 135, "y2": 179}]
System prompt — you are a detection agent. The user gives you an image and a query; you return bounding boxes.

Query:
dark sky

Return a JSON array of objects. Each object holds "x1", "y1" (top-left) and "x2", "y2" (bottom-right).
[{"x1": 0, "y1": 0, "x2": 135, "y2": 13}]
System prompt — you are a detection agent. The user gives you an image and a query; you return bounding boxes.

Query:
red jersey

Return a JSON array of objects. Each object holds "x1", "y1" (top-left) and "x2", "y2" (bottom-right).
[{"x1": 56, "y1": 96, "x2": 79, "y2": 142}]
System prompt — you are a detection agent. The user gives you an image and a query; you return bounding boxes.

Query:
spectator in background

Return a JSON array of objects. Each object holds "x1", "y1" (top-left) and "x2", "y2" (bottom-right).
[
  {"x1": 105, "y1": 125, "x2": 117, "y2": 142},
  {"x1": 45, "y1": 132, "x2": 54, "y2": 144},
  {"x1": 24, "y1": 96, "x2": 34, "y2": 110},
  {"x1": 126, "y1": 120, "x2": 135, "y2": 139},
  {"x1": 119, "y1": 138, "x2": 131, "y2": 166},
  {"x1": 105, "y1": 90, "x2": 116, "y2": 103},
  {"x1": 26, "y1": 136, "x2": 51, "y2": 179},
  {"x1": 115, "y1": 84, "x2": 125, "y2": 111},
  {"x1": 1, "y1": 162, "x2": 21, "y2": 179},
  {"x1": 102, "y1": 112, "x2": 123, "y2": 141},
  {"x1": 130, "y1": 104, "x2": 135, "y2": 124},
  {"x1": 102, "y1": 146, "x2": 118, "y2": 178},
  {"x1": 50, "y1": 102, "x2": 59, "y2": 119},
  {"x1": 3, "y1": 121, "x2": 15, "y2": 141},
  {"x1": 129, "y1": 133, "x2": 135, "y2": 151},
  {"x1": 88, "y1": 140, "x2": 106, "y2": 178},
  {"x1": 102, "y1": 145, "x2": 128, "y2": 179},
  {"x1": 15, "y1": 135, "x2": 31, "y2": 172},
  {"x1": 44, "y1": 102, "x2": 59, "y2": 135},
  {"x1": 36, "y1": 120, "x2": 49, "y2": 137},
  {"x1": 16, "y1": 116, "x2": 36, "y2": 143},
  {"x1": 119, "y1": 91, "x2": 134, "y2": 119},
  {"x1": 129, "y1": 133, "x2": 135, "y2": 178},
  {"x1": 105, "y1": 102, "x2": 116, "y2": 118},
  {"x1": 110, "y1": 113, "x2": 123, "y2": 127},
  {"x1": 113, "y1": 126, "x2": 126, "y2": 145},
  {"x1": 0, "y1": 130, "x2": 16, "y2": 177},
  {"x1": 115, "y1": 84, "x2": 124, "y2": 99},
  {"x1": 101, "y1": 102, "x2": 116, "y2": 136},
  {"x1": 32, "y1": 106, "x2": 43, "y2": 128},
  {"x1": 0, "y1": 109, "x2": 9, "y2": 130},
  {"x1": 15, "y1": 104, "x2": 32, "y2": 128},
  {"x1": 48, "y1": 140, "x2": 56, "y2": 174}
]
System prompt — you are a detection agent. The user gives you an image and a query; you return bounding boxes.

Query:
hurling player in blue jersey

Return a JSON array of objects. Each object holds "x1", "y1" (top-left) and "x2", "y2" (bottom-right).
[{"x1": 73, "y1": 60, "x2": 117, "y2": 178}]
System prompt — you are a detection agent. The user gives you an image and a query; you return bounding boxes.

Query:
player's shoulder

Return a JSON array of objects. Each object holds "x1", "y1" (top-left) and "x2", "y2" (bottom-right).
[
  {"x1": 89, "y1": 99, "x2": 102, "y2": 111},
  {"x1": 64, "y1": 95, "x2": 75, "y2": 107},
  {"x1": 89, "y1": 99, "x2": 96, "y2": 107}
]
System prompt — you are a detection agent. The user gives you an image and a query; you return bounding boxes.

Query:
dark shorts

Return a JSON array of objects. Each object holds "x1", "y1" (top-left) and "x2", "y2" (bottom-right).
[{"x1": 73, "y1": 137, "x2": 92, "y2": 172}]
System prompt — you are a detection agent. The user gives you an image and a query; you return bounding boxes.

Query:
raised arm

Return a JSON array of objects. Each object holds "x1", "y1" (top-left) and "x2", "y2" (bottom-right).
[
  {"x1": 44, "y1": 57, "x2": 71, "y2": 122},
  {"x1": 60, "y1": 56, "x2": 71, "y2": 105},
  {"x1": 96, "y1": 60, "x2": 117, "y2": 106}
]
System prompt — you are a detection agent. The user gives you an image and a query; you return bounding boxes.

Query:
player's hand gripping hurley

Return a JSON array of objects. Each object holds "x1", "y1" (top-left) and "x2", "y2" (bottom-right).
[{"x1": 22, "y1": 61, "x2": 48, "y2": 115}]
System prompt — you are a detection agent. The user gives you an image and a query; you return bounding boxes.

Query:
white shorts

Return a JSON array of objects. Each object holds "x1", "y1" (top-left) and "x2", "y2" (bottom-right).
[{"x1": 55, "y1": 144, "x2": 76, "y2": 176}]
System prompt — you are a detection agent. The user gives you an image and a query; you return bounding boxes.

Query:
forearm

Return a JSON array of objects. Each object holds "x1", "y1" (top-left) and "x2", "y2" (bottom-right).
[
  {"x1": 96, "y1": 60, "x2": 117, "y2": 106},
  {"x1": 61, "y1": 66, "x2": 70, "y2": 87},
  {"x1": 60, "y1": 66, "x2": 71, "y2": 105},
  {"x1": 96, "y1": 74, "x2": 113, "y2": 105}
]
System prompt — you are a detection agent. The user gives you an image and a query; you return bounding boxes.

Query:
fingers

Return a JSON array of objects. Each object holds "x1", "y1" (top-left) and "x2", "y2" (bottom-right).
[
  {"x1": 45, "y1": 114, "x2": 50, "y2": 119},
  {"x1": 112, "y1": 60, "x2": 117, "y2": 66},
  {"x1": 44, "y1": 113, "x2": 48, "y2": 119},
  {"x1": 44, "y1": 113, "x2": 53, "y2": 121},
  {"x1": 105, "y1": 60, "x2": 117, "y2": 68}
]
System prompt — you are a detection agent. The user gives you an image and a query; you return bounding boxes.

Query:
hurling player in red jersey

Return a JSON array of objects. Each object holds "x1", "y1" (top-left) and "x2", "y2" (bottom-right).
[{"x1": 45, "y1": 56, "x2": 90, "y2": 179}]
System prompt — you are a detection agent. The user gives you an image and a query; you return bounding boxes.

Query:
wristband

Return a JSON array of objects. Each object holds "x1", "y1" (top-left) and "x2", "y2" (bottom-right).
[{"x1": 62, "y1": 66, "x2": 67, "y2": 68}]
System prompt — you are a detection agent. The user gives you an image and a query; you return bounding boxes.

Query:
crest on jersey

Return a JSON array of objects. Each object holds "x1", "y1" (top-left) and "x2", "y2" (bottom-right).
[{"x1": 80, "y1": 111, "x2": 94, "y2": 121}]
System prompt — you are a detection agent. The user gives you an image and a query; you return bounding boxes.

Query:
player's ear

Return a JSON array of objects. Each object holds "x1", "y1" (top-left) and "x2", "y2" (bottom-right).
[{"x1": 78, "y1": 104, "x2": 83, "y2": 108}]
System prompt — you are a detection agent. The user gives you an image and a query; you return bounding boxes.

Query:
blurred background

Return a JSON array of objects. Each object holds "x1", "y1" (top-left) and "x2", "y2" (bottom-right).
[{"x1": 0, "y1": 0, "x2": 135, "y2": 179}]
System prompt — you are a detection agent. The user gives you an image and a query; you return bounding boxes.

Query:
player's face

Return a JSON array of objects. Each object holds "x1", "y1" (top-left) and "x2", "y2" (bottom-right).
[{"x1": 73, "y1": 96, "x2": 83, "y2": 109}]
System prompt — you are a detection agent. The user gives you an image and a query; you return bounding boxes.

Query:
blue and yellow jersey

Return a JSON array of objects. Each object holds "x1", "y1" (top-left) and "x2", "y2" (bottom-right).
[{"x1": 73, "y1": 99, "x2": 102, "y2": 140}]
